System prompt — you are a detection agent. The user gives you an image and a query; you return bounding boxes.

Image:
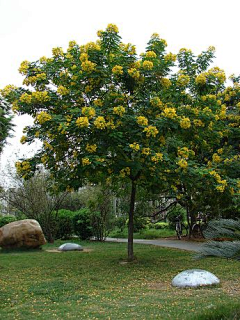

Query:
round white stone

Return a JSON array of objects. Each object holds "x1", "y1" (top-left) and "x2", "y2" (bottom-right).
[
  {"x1": 58, "y1": 243, "x2": 83, "y2": 251},
  {"x1": 172, "y1": 269, "x2": 220, "y2": 288}
]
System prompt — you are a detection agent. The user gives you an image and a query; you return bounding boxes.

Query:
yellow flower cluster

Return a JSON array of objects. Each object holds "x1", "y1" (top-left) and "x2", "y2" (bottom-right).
[
  {"x1": 32, "y1": 91, "x2": 50, "y2": 102},
  {"x1": 179, "y1": 48, "x2": 192, "y2": 54},
  {"x1": 41, "y1": 154, "x2": 49, "y2": 164},
  {"x1": 159, "y1": 136, "x2": 166, "y2": 145},
  {"x1": 20, "y1": 136, "x2": 27, "y2": 144},
  {"x1": 151, "y1": 153, "x2": 163, "y2": 163},
  {"x1": 68, "y1": 40, "x2": 77, "y2": 48},
  {"x1": 177, "y1": 74, "x2": 190, "y2": 87},
  {"x1": 128, "y1": 68, "x2": 140, "y2": 80},
  {"x1": 120, "y1": 43, "x2": 136, "y2": 55},
  {"x1": 106, "y1": 119, "x2": 116, "y2": 129},
  {"x1": 193, "y1": 119, "x2": 204, "y2": 127},
  {"x1": 1, "y1": 85, "x2": 17, "y2": 97},
  {"x1": 36, "y1": 111, "x2": 52, "y2": 124},
  {"x1": 177, "y1": 159, "x2": 188, "y2": 169},
  {"x1": 19, "y1": 60, "x2": 30, "y2": 75},
  {"x1": 86, "y1": 144, "x2": 97, "y2": 153},
  {"x1": 212, "y1": 153, "x2": 221, "y2": 163},
  {"x1": 209, "y1": 170, "x2": 222, "y2": 183},
  {"x1": 43, "y1": 141, "x2": 53, "y2": 150},
  {"x1": 82, "y1": 158, "x2": 91, "y2": 166},
  {"x1": 112, "y1": 65, "x2": 123, "y2": 75},
  {"x1": 142, "y1": 148, "x2": 151, "y2": 156},
  {"x1": 84, "y1": 42, "x2": 101, "y2": 51},
  {"x1": 164, "y1": 52, "x2": 177, "y2": 62},
  {"x1": 209, "y1": 170, "x2": 227, "y2": 192},
  {"x1": 142, "y1": 60, "x2": 154, "y2": 70},
  {"x1": 80, "y1": 53, "x2": 89, "y2": 62},
  {"x1": 162, "y1": 107, "x2": 177, "y2": 119},
  {"x1": 106, "y1": 24, "x2": 119, "y2": 33},
  {"x1": 97, "y1": 30, "x2": 104, "y2": 37},
  {"x1": 150, "y1": 97, "x2": 163, "y2": 108},
  {"x1": 94, "y1": 116, "x2": 106, "y2": 129},
  {"x1": 143, "y1": 125, "x2": 159, "y2": 137},
  {"x1": 137, "y1": 116, "x2": 148, "y2": 126},
  {"x1": 81, "y1": 60, "x2": 96, "y2": 72},
  {"x1": 119, "y1": 167, "x2": 131, "y2": 178},
  {"x1": 133, "y1": 61, "x2": 141, "y2": 69},
  {"x1": 82, "y1": 107, "x2": 96, "y2": 118},
  {"x1": 178, "y1": 147, "x2": 190, "y2": 159},
  {"x1": 20, "y1": 93, "x2": 32, "y2": 104},
  {"x1": 76, "y1": 116, "x2": 89, "y2": 128},
  {"x1": 145, "y1": 51, "x2": 157, "y2": 58},
  {"x1": 93, "y1": 99, "x2": 103, "y2": 107},
  {"x1": 129, "y1": 142, "x2": 140, "y2": 152},
  {"x1": 219, "y1": 105, "x2": 227, "y2": 119},
  {"x1": 160, "y1": 78, "x2": 171, "y2": 88},
  {"x1": 23, "y1": 73, "x2": 47, "y2": 86},
  {"x1": 208, "y1": 67, "x2": 226, "y2": 84},
  {"x1": 180, "y1": 117, "x2": 191, "y2": 129},
  {"x1": 15, "y1": 161, "x2": 31, "y2": 175},
  {"x1": 195, "y1": 74, "x2": 207, "y2": 85},
  {"x1": 113, "y1": 106, "x2": 125, "y2": 116},
  {"x1": 52, "y1": 47, "x2": 64, "y2": 57},
  {"x1": 39, "y1": 56, "x2": 47, "y2": 63}
]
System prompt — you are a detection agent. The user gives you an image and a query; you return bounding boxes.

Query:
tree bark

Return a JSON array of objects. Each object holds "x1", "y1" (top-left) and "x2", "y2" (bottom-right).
[{"x1": 128, "y1": 180, "x2": 137, "y2": 261}]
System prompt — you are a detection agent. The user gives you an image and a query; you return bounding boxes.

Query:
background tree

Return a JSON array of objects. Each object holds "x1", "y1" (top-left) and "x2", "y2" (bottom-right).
[
  {"x1": 0, "y1": 170, "x2": 67, "y2": 242},
  {"x1": 2, "y1": 24, "x2": 239, "y2": 260},
  {"x1": 0, "y1": 90, "x2": 14, "y2": 153}
]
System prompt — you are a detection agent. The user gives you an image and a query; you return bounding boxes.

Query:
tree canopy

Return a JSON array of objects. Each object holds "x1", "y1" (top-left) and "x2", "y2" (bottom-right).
[
  {"x1": 0, "y1": 91, "x2": 13, "y2": 153},
  {"x1": 2, "y1": 24, "x2": 240, "y2": 259}
]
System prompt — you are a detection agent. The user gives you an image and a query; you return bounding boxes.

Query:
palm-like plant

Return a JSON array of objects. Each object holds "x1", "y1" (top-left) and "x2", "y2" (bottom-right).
[{"x1": 197, "y1": 219, "x2": 240, "y2": 260}]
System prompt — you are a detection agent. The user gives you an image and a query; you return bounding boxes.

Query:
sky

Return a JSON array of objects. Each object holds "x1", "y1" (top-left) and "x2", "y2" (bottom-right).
[{"x1": 0, "y1": 0, "x2": 240, "y2": 180}]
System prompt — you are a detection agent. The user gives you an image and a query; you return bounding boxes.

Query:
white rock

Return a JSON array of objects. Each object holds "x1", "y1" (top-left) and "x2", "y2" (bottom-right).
[
  {"x1": 58, "y1": 243, "x2": 83, "y2": 251},
  {"x1": 172, "y1": 269, "x2": 220, "y2": 288}
]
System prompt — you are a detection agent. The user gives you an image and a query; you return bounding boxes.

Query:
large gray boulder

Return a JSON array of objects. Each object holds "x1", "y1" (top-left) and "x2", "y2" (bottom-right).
[
  {"x1": 0, "y1": 219, "x2": 46, "y2": 249},
  {"x1": 172, "y1": 269, "x2": 220, "y2": 288}
]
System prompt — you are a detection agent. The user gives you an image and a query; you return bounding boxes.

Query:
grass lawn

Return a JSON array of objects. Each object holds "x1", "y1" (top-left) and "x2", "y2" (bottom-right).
[{"x1": 1, "y1": 240, "x2": 240, "y2": 320}]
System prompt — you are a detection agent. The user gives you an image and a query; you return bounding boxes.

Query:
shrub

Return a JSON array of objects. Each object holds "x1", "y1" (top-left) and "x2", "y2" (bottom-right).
[
  {"x1": 152, "y1": 222, "x2": 169, "y2": 230},
  {"x1": 167, "y1": 205, "x2": 186, "y2": 229},
  {"x1": 0, "y1": 215, "x2": 17, "y2": 228},
  {"x1": 133, "y1": 216, "x2": 150, "y2": 232},
  {"x1": 55, "y1": 209, "x2": 76, "y2": 240},
  {"x1": 72, "y1": 208, "x2": 93, "y2": 240},
  {"x1": 115, "y1": 216, "x2": 127, "y2": 232}
]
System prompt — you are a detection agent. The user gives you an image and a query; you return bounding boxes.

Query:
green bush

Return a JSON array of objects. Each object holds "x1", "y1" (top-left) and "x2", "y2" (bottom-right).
[
  {"x1": 167, "y1": 205, "x2": 186, "y2": 229},
  {"x1": 72, "y1": 208, "x2": 93, "y2": 240},
  {"x1": 114, "y1": 216, "x2": 127, "y2": 232},
  {"x1": 151, "y1": 222, "x2": 169, "y2": 230},
  {"x1": 55, "y1": 209, "x2": 76, "y2": 240},
  {"x1": 0, "y1": 215, "x2": 17, "y2": 228},
  {"x1": 133, "y1": 216, "x2": 150, "y2": 232}
]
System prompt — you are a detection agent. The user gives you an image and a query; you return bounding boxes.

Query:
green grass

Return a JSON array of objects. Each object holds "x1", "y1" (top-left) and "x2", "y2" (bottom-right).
[
  {"x1": 109, "y1": 227, "x2": 176, "y2": 239},
  {"x1": 1, "y1": 240, "x2": 240, "y2": 319}
]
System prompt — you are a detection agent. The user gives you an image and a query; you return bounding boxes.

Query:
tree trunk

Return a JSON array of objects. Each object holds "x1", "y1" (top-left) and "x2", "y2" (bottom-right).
[{"x1": 128, "y1": 180, "x2": 137, "y2": 261}]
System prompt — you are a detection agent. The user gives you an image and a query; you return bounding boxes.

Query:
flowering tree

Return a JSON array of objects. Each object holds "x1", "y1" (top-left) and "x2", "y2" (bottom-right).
[{"x1": 2, "y1": 24, "x2": 239, "y2": 259}]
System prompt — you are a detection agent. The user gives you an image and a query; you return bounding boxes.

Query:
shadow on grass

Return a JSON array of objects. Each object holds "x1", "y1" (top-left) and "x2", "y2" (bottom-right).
[
  {"x1": 0, "y1": 247, "x2": 44, "y2": 254},
  {"x1": 191, "y1": 302, "x2": 240, "y2": 320}
]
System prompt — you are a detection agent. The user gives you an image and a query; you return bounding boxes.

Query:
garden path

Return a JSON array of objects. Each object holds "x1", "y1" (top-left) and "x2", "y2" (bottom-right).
[{"x1": 105, "y1": 237, "x2": 202, "y2": 252}]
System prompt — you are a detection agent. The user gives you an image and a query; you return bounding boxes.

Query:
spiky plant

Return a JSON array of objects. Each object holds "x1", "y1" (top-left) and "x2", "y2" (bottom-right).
[{"x1": 196, "y1": 219, "x2": 240, "y2": 260}]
